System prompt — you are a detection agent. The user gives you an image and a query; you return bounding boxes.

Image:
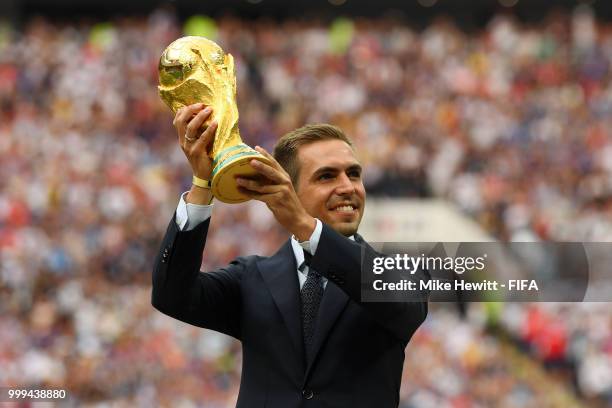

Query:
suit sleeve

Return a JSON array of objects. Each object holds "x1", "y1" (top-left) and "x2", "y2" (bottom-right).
[
  {"x1": 151, "y1": 214, "x2": 244, "y2": 340},
  {"x1": 310, "y1": 223, "x2": 429, "y2": 343}
]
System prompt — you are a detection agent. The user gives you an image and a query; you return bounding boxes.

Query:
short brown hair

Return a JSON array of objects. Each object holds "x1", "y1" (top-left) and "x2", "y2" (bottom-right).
[{"x1": 273, "y1": 123, "x2": 354, "y2": 188}]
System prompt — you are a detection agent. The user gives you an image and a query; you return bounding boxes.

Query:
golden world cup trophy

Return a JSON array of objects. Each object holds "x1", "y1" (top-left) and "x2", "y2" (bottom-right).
[{"x1": 158, "y1": 36, "x2": 273, "y2": 203}]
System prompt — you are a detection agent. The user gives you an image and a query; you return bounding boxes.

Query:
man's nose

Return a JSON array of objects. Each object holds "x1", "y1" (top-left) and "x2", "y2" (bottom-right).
[{"x1": 335, "y1": 173, "x2": 356, "y2": 195}]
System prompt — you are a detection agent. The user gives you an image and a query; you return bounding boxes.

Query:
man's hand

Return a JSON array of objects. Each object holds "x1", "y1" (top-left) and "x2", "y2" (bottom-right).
[
  {"x1": 236, "y1": 146, "x2": 316, "y2": 241},
  {"x1": 174, "y1": 103, "x2": 218, "y2": 179},
  {"x1": 172, "y1": 103, "x2": 218, "y2": 204}
]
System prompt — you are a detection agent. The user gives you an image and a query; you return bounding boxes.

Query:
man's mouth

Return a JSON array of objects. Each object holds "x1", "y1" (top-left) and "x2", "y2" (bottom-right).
[{"x1": 330, "y1": 203, "x2": 358, "y2": 213}]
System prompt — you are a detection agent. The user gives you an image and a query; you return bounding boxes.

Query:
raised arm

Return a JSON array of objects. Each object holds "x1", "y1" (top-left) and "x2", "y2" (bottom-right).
[
  {"x1": 152, "y1": 215, "x2": 245, "y2": 339},
  {"x1": 310, "y1": 223, "x2": 428, "y2": 343},
  {"x1": 152, "y1": 103, "x2": 243, "y2": 338}
]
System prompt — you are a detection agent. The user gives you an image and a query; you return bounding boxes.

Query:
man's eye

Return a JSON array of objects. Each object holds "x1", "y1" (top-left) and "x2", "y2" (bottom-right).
[
  {"x1": 348, "y1": 170, "x2": 361, "y2": 178},
  {"x1": 318, "y1": 173, "x2": 333, "y2": 180}
]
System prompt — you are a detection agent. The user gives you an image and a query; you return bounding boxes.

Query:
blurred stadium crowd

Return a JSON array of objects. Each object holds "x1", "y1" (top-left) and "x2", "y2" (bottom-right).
[{"x1": 0, "y1": 5, "x2": 611, "y2": 407}]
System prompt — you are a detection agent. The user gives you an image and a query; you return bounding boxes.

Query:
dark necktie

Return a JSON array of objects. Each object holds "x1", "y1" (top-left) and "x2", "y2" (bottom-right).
[{"x1": 300, "y1": 250, "x2": 323, "y2": 364}]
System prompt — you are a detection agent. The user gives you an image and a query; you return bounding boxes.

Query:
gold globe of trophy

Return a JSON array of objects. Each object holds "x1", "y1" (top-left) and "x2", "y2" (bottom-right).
[{"x1": 158, "y1": 36, "x2": 272, "y2": 203}]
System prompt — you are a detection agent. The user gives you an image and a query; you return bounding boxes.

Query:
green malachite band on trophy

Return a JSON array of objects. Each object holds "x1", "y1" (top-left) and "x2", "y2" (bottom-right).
[
  {"x1": 213, "y1": 144, "x2": 250, "y2": 162},
  {"x1": 212, "y1": 150, "x2": 260, "y2": 179},
  {"x1": 213, "y1": 146, "x2": 252, "y2": 170}
]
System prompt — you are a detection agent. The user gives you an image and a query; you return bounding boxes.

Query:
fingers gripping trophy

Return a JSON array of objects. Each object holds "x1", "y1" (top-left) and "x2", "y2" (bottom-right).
[{"x1": 158, "y1": 36, "x2": 272, "y2": 203}]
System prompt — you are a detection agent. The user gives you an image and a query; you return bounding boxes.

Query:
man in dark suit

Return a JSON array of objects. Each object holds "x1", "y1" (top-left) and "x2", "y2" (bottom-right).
[{"x1": 152, "y1": 103, "x2": 428, "y2": 407}]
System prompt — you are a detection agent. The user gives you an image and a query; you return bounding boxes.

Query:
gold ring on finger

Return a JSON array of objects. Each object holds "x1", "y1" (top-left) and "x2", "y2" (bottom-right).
[{"x1": 184, "y1": 132, "x2": 197, "y2": 142}]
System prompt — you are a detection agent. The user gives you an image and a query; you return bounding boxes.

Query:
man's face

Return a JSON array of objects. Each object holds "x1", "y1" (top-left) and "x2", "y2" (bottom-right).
[{"x1": 295, "y1": 139, "x2": 366, "y2": 237}]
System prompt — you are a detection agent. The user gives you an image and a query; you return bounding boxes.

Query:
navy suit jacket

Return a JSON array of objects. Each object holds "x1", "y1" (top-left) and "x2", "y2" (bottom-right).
[{"x1": 152, "y1": 216, "x2": 428, "y2": 407}]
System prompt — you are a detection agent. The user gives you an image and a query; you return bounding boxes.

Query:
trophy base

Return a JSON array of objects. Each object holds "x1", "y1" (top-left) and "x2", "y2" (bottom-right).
[{"x1": 211, "y1": 144, "x2": 274, "y2": 203}]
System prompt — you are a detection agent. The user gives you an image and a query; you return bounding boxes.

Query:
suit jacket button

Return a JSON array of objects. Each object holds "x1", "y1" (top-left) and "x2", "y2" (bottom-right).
[{"x1": 302, "y1": 389, "x2": 313, "y2": 399}]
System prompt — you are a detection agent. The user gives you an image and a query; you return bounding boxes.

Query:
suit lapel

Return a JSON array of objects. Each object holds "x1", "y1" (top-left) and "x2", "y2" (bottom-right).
[
  {"x1": 256, "y1": 241, "x2": 304, "y2": 364},
  {"x1": 354, "y1": 233, "x2": 366, "y2": 244},
  {"x1": 303, "y1": 232, "x2": 363, "y2": 379},
  {"x1": 304, "y1": 280, "x2": 349, "y2": 380},
  {"x1": 258, "y1": 234, "x2": 361, "y2": 380}
]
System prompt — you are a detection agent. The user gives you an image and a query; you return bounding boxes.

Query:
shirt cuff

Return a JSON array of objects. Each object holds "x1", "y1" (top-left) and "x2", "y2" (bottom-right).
[
  {"x1": 297, "y1": 218, "x2": 322, "y2": 255},
  {"x1": 175, "y1": 191, "x2": 213, "y2": 231}
]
